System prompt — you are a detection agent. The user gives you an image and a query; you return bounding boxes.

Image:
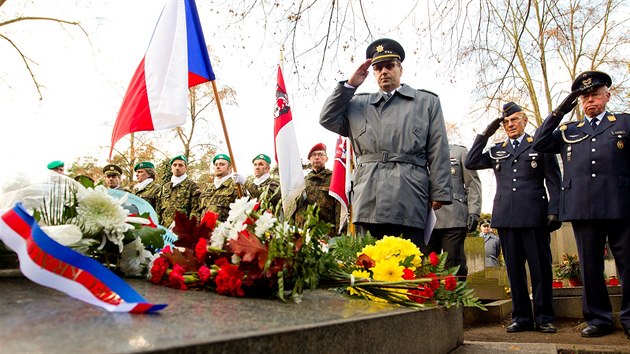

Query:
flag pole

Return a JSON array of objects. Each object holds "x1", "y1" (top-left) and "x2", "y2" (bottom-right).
[{"x1": 210, "y1": 80, "x2": 243, "y2": 197}]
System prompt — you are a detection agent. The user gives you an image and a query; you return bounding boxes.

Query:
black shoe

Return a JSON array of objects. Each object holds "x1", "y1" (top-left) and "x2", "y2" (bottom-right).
[
  {"x1": 581, "y1": 324, "x2": 612, "y2": 337},
  {"x1": 536, "y1": 323, "x2": 557, "y2": 333},
  {"x1": 506, "y1": 322, "x2": 534, "y2": 333}
]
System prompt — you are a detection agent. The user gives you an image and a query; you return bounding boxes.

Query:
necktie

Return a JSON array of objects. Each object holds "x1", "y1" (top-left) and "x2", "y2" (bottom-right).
[
  {"x1": 384, "y1": 92, "x2": 392, "y2": 101},
  {"x1": 512, "y1": 140, "x2": 519, "y2": 151},
  {"x1": 591, "y1": 117, "x2": 599, "y2": 130}
]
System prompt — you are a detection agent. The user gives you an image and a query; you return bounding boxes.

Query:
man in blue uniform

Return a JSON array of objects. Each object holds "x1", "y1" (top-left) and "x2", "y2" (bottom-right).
[
  {"x1": 533, "y1": 71, "x2": 630, "y2": 339},
  {"x1": 465, "y1": 102, "x2": 561, "y2": 333}
]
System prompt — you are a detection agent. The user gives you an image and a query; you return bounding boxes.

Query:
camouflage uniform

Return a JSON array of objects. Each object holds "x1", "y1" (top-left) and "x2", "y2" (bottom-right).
[
  {"x1": 294, "y1": 168, "x2": 341, "y2": 233},
  {"x1": 244, "y1": 176, "x2": 281, "y2": 208},
  {"x1": 135, "y1": 180, "x2": 162, "y2": 210},
  {"x1": 157, "y1": 178, "x2": 201, "y2": 227},
  {"x1": 197, "y1": 177, "x2": 239, "y2": 222}
]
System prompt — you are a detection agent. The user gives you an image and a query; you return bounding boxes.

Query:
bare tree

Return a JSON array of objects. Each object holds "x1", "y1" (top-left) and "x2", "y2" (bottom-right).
[{"x1": 0, "y1": 1, "x2": 88, "y2": 99}]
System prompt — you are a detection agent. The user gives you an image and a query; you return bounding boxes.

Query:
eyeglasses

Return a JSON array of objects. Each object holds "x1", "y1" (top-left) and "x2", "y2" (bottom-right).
[
  {"x1": 502, "y1": 117, "x2": 523, "y2": 125},
  {"x1": 580, "y1": 90, "x2": 607, "y2": 101}
]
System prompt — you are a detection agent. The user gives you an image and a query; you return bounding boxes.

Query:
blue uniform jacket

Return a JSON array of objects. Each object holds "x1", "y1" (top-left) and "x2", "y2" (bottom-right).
[
  {"x1": 533, "y1": 112, "x2": 630, "y2": 221},
  {"x1": 465, "y1": 133, "x2": 561, "y2": 228}
]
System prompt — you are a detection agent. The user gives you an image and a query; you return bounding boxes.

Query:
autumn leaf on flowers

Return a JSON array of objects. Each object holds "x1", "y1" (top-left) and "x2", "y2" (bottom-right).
[
  {"x1": 172, "y1": 211, "x2": 216, "y2": 248},
  {"x1": 162, "y1": 247, "x2": 199, "y2": 272},
  {"x1": 228, "y1": 230, "x2": 268, "y2": 269}
]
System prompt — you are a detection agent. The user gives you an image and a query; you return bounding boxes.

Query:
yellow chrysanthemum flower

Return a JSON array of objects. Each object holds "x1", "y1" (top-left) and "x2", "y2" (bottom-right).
[
  {"x1": 347, "y1": 270, "x2": 371, "y2": 296},
  {"x1": 359, "y1": 236, "x2": 423, "y2": 270},
  {"x1": 371, "y1": 257, "x2": 405, "y2": 282}
]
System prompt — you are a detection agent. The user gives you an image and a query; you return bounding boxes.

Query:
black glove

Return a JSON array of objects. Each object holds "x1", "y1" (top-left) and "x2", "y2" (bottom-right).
[
  {"x1": 547, "y1": 214, "x2": 562, "y2": 232},
  {"x1": 552, "y1": 90, "x2": 582, "y2": 117},
  {"x1": 467, "y1": 213, "x2": 479, "y2": 232},
  {"x1": 481, "y1": 117, "x2": 504, "y2": 137}
]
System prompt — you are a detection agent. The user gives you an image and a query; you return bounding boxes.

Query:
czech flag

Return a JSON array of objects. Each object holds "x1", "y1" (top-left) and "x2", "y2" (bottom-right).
[
  {"x1": 110, "y1": 0, "x2": 214, "y2": 158},
  {"x1": 0, "y1": 204, "x2": 167, "y2": 313}
]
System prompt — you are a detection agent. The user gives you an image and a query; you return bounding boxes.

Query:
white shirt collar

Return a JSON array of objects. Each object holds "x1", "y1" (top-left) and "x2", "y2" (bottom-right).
[
  {"x1": 171, "y1": 174, "x2": 187, "y2": 187},
  {"x1": 134, "y1": 178, "x2": 153, "y2": 191}
]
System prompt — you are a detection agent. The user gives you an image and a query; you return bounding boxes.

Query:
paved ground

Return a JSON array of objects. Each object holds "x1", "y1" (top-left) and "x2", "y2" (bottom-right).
[{"x1": 463, "y1": 318, "x2": 630, "y2": 353}]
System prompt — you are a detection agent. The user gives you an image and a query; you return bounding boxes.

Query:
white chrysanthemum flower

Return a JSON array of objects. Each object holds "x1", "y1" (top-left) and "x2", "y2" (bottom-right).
[
  {"x1": 73, "y1": 186, "x2": 134, "y2": 252},
  {"x1": 211, "y1": 222, "x2": 230, "y2": 248},
  {"x1": 120, "y1": 238, "x2": 152, "y2": 276},
  {"x1": 254, "y1": 211, "x2": 276, "y2": 237},
  {"x1": 227, "y1": 196, "x2": 257, "y2": 225},
  {"x1": 41, "y1": 224, "x2": 83, "y2": 245},
  {"x1": 231, "y1": 253, "x2": 241, "y2": 265}
]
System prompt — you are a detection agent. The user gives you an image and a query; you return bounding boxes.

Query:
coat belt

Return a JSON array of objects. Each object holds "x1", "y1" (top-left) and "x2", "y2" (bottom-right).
[{"x1": 357, "y1": 152, "x2": 427, "y2": 167}]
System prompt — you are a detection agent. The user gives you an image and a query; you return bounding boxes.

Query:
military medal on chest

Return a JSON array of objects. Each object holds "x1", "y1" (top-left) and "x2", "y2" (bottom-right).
[{"x1": 566, "y1": 145, "x2": 572, "y2": 162}]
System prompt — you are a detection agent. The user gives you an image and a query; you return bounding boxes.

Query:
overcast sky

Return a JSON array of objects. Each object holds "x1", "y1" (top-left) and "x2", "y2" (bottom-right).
[{"x1": 1, "y1": 0, "x2": 500, "y2": 212}]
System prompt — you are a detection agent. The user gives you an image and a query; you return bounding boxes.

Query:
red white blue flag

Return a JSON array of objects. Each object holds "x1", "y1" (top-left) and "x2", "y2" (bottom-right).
[
  {"x1": 274, "y1": 65, "x2": 305, "y2": 217},
  {"x1": 0, "y1": 204, "x2": 167, "y2": 313},
  {"x1": 110, "y1": 0, "x2": 214, "y2": 158},
  {"x1": 329, "y1": 135, "x2": 352, "y2": 232}
]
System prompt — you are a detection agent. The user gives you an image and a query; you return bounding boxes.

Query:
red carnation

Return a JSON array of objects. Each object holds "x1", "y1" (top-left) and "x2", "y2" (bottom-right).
[
  {"x1": 444, "y1": 275, "x2": 457, "y2": 291},
  {"x1": 168, "y1": 264, "x2": 188, "y2": 290},
  {"x1": 426, "y1": 273, "x2": 440, "y2": 290},
  {"x1": 195, "y1": 237, "x2": 208, "y2": 264},
  {"x1": 200, "y1": 211, "x2": 219, "y2": 229},
  {"x1": 149, "y1": 256, "x2": 170, "y2": 284},
  {"x1": 198, "y1": 265, "x2": 212, "y2": 283},
  {"x1": 402, "y1": 268, "x2": 416, "y2": 280},
  {"x1": 215, "y1": 263, "x2": 245, "y2": 297},
  {"x1": 429, "y1": 252, "x2": 439, "y2": 266}
]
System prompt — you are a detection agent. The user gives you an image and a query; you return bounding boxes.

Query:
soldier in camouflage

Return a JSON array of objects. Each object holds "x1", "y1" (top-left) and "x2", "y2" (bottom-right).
[
  {"x1": 156, "y1": 155, "x2": 201, "y2": 228},
  {"x1": 294, "y1": 143, "x2": 342, "y2": 233},
  {"x1": 133, "y1": 161, "x2": 162, "y2": 210},
  {"x1": 244, "y1": 153, "x2": 281, "y2": 209},
  {"x1": 197, "y1": 154, "x2": 242, "y2": 222}
]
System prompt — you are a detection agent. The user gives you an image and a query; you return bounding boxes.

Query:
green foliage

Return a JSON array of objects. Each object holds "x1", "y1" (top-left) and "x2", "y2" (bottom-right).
[
  {"x1": 329, "y1": 233, "x2": 376, "y2": 267},
  {"x1": 555, "y1": 253, "x2": 581, "y2": 279}
]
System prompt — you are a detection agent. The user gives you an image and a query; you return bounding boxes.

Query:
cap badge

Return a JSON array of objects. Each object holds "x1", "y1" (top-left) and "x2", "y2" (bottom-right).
[
  {"x1": 376, "y1": 44, "x2": 384, "y2": 53},
  {"x1": 581, "y1": 77, "x2": 592, "y2": 88}
]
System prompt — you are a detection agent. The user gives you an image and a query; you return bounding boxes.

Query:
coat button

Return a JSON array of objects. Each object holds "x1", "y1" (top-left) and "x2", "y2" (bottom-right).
[
  {"x1": 513, "y1": 178, "x2": 517, "y2": 182},
  {"x1": 592, "y1": 137, "x2": 597, "y2": 142},
  {"x1": 592, "y1": 148, "x2": 596, "y2": 152},
  {"x1": 592, "y1": 160, "x2": 596, "y2": 164},
  {"x1": 592, "y1": 173, "x2": 596, "y2": 177},
  {"x1": 512, "y1": 188, "x2": 517, "y2": 191},
  {"x1": 513, "y1": 169, "x2": 517, "y2": 172}
]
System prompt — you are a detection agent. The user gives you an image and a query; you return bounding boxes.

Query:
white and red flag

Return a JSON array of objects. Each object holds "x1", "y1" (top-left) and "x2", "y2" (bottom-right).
[
  {"x1": 110, "y1": 0, "x2": 214, "y2": 158},
  {"x1": 329, "y1": 135, "x2": 352, "y2": 232},
  {"x1": 273, "y1": 65, "x2": 305, "y2": 217}
]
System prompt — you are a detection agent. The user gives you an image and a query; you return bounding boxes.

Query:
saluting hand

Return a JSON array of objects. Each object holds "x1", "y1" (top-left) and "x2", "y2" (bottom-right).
[
  {"x1": 481, "y1": 117, "x2": 504, "y2": 137},
  {"x1": 552, "y1": 89, "x2": 582, "y2": 117},
  {"x1": 347, "y1": 59, "x2": 373, "y2": 88}
]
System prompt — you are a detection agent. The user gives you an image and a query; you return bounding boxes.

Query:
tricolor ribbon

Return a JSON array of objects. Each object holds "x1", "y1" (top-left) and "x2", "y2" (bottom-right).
[{"x1": 0, "y1": 203, "x2": 167, "y2": 313}]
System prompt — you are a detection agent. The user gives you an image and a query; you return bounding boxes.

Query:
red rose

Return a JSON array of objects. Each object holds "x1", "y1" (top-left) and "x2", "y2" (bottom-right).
[
  {"x1": 195, "y1": 238, "x2": 208, "y2": 264},
  {"x1": 444, "y1": 275, "x2": 457, "y2": 291},
  {"x1": 356, "y1": 254, "x2": 376, "y2": 269},
  {"x1": 198, "y1": 265, "x2": 212, "y2": 283},
  {"x1": 429, "y1": 252, "x2": 439, "y2": 266},
  {"x1": 149, "y1": 256, "x2": 169, "y2": 284},
  {"x1": 402, "y1": 268, "x2": 416, "y2": 280},
  {"x1": 215, "y1": 263, "x2": 245, "y2": 297},
  {"x1": 168, "y1": 264, "x2": 188, "y2": 290},
  {"x1": 408, "y1": 286, "x2": 434, "y2": 304}
]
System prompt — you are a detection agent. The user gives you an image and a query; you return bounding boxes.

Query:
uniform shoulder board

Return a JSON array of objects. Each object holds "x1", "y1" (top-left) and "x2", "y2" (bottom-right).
[
  {"x1": 526, "y1": 136, "x2": 534, "y2": 143},
  {"x1": 454, "y1": 143, "x2": 467, "y2": 148},
  {"x1": 355, "y1": 92, "x2": 370, "y2": 96},
  {"x1": 418, "y1": 89, "x2": 438, "y2": 97},
  {"x1": 559, "y1": 121, "x2": 578, "y2": 131}
]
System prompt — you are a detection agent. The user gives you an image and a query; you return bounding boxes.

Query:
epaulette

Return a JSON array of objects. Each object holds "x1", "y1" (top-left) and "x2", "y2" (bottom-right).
[
  {"x1": 453, "y1": 143, "x2": 466, "y2": 148},
  {"x1": 607, "y1": 114, "x2": 616, "y2": 122},
  {"x1": 526, "y1": 136, "x2": 534, "y2": 143},
  {"x1": 418, "y1": 89, "x2": 438, "y2": 97},
  {"x1": 559, "y1": 120, "x2": 578, "y2": 131}
]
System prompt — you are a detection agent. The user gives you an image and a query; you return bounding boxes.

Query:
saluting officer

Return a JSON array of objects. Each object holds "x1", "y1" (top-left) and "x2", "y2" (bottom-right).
[
  {"x1": 156, "y1": 155, "x2": 200, "y2": 228},
  {"x1": 465, "y1": 102, "x2": 561, "y2": 334},
  {"x1": 428, "y1": 144, "x2": 482, "y2": 280},
  {"x1": 533, "y1": 71, "x2": 630, "y2": 339},
  {"x1": 133, "y1": 161, "x2": 161, "y2": 209}
]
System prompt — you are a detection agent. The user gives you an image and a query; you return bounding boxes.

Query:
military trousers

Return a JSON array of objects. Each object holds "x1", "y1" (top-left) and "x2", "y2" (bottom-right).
[{"x1": 426, "y1": 227, "x2": 468, "y2": 279}]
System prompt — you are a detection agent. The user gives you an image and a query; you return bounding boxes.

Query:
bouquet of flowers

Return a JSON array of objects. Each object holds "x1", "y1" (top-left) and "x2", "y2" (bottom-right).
[
  {"x1": 149, "y1": 196, "x2": 485, "y2": 310},
  {"x1": 2, "y1": 173, "x2": 165, "y2": 277}
]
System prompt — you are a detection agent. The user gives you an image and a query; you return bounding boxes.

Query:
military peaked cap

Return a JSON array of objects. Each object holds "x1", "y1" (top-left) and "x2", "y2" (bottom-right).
[
  {"x1": 366, "y1": 38, "x2": 405, "y2": 65},
  {"x1": 502, "y1": 102, "x2": 523, "y2": 118},
  {"x1": 103, "y1": 164, "x2": 123, "y2": 176},
  {"x1": 571, "y1": 71, "x2": 612, "y2": 93}
]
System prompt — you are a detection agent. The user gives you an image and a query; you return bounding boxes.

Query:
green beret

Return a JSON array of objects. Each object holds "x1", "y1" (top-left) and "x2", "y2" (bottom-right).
[
  {"x1": 252, "y1": 154, "x2": 271, "y2": 164},
  {"x1": 170, "y1": 154, "x2": 188, "y2": 165},
  {"x1": 213, "y1": 154, "x2": 231, "y2": 163},
  {"x1": 134, "y1": 161, "x2": 155, "y2": 171},
  {"x1": 47, "y1": 160, "x2": 64, "y2": 170},
  {"x1": 103, "y1": 164, "x2": 123, "y2": 176}
]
